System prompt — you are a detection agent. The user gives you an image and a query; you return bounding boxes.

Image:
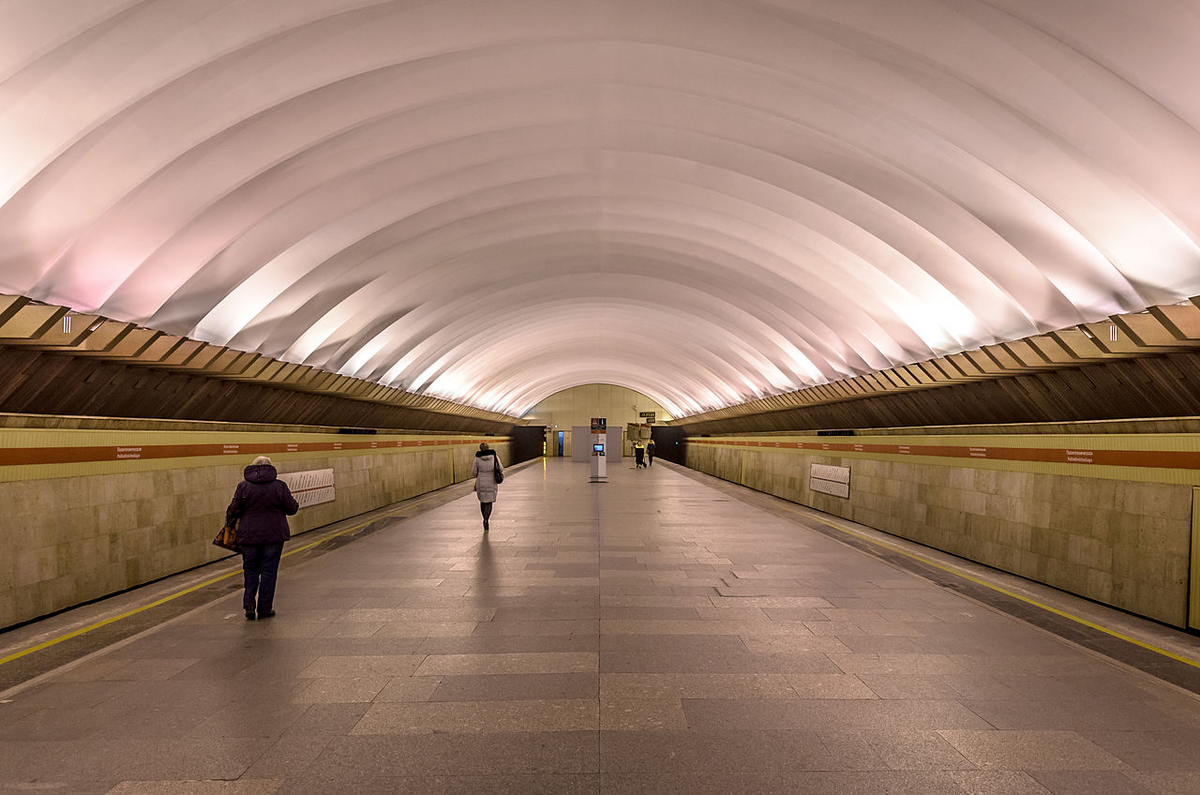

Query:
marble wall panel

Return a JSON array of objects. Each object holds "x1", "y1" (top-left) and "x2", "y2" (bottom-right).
[
  {"x1": 686, "y1": 444, "x2": 1192, "y2": 627},
  {"x1": 1, "y1": 439, "x2": 508, "y2": 628}
]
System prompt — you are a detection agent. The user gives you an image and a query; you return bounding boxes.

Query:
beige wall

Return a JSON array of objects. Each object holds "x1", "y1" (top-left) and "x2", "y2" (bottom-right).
[
  {"x1": 525, "y1": 384, "x2": 670, "y2": 456},
  {"x1": 686, "y1": 435, "x2": 1196, "y2": 627},
  {"x1": 0, "y1": 422, "x2": 507, "y2": 629}
]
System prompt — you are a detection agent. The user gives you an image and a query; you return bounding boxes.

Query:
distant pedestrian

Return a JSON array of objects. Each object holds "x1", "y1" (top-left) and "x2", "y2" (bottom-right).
[
  {"x1": 225, "y1": 456, "x2": 298, "y2": 620},
  {"x1": 646, "y1": 439, "x2": 656, "y2": 467},
  {"x1": 472, "y1": 442, "x2": 504, "y2": 532},
  {"x1": 634, "y1": 440, "x2": 646, "y2": 469}
]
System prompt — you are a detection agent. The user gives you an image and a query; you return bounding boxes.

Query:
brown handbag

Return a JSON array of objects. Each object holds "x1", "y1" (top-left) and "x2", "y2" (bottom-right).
[{"x1": 212, "y1": 520, "x2": 240, "y2": 551}]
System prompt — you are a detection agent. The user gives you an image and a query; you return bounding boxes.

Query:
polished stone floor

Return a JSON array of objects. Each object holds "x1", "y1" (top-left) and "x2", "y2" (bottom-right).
[{"x1": 2, "y1": 457, "x2": 1200, "y2": 794}]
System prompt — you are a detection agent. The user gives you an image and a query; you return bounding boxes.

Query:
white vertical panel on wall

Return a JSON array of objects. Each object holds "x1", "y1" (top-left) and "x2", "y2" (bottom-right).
[{"x1": 571, "y1": 426, "x2": 590, "y2": 462}]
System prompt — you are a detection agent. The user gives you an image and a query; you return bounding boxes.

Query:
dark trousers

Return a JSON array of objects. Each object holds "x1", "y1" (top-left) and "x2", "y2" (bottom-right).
[
  {"x1": 647, "y1": 452, "x2": 654, "y2": 466},
  {"x1": 241, "y1": 542, "x2": 284, "y2": 612},
  {"x1": 635, "y1": 450, "x2": 645, "y2": 467}
]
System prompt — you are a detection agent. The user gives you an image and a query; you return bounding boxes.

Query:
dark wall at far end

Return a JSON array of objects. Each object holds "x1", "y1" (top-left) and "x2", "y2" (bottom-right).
[
  {"x1": 508, "y1": 425, "x2": 547, "y2": 464},
  {"x1": 651, "y1": 425, "x2": 688, "y2": 464}
]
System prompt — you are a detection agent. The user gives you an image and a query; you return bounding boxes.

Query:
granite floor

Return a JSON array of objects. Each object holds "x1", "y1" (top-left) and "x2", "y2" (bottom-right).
[{"x1": 2, "y1": 458, "x2": 1200, "y2": 794}]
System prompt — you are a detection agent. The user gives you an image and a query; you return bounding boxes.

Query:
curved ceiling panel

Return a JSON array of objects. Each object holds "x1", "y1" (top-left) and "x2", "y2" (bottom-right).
[{"x1": 2, "y1": 0, "x2": 1198, "y2": 417}]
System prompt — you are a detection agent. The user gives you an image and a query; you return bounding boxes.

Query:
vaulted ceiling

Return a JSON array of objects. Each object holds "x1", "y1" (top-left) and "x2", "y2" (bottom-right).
[{"x1": 2, "y1": 0, "x2": 1198, "y2": 419}]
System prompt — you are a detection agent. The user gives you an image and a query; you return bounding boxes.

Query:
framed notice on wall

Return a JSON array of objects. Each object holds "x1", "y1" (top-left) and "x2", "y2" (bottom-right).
[
  {"x1": 809, "y1": 463, "x2": 850, "y2": 499},
  {"x1": 279, "y1": 468, "x2": 335, "y2": 508}
]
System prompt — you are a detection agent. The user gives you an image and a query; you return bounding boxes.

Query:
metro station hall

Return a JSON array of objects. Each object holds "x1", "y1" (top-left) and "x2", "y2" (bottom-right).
[{"x1": 3, "y1": 2, "x2": 1200, "y2": 794}]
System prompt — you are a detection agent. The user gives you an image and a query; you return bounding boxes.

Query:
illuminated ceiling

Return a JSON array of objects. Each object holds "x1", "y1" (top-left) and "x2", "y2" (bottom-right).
[{"x1": 2, "y1": 1, "x2": 1198, "y2": 419}]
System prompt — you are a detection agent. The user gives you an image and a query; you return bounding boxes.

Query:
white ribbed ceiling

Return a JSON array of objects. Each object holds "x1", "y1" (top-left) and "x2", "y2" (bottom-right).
[{"x1": 3, "y1": 0, "x2": 1199, "y2": 418}]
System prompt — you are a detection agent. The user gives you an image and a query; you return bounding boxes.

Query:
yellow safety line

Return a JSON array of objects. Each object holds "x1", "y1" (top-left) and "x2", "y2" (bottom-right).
[
  {"x1": 0, "y1": 490, "x2": 449, "y2": 667},
  {"x1": 11, "y1": 464, "x2": 1196, "y2": 677},
  {"x1": 779, "y1": 505, "x2": 1200, "y2": 670}
]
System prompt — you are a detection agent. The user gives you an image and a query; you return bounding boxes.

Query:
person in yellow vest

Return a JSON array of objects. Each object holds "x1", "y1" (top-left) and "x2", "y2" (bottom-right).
[{"x1": 634, "y1": 440, "x2": 646, "y2": 469}]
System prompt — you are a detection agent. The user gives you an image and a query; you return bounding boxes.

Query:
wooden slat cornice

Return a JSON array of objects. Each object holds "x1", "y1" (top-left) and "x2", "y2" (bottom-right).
[
  {"x1": 0, "y1": 295, "x2": 522, "y2": 427},
  {"x1": 674, "y1": 298, "x2": 1200, "y2": 428}
]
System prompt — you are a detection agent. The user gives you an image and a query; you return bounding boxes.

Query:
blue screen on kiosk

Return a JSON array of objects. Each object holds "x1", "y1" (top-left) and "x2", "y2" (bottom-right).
[{"x1": 593, "y1": 443, "x2": 604, "y2": 452}]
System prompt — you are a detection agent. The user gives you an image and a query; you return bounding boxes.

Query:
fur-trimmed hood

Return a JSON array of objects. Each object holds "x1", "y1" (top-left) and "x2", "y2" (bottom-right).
[{"x1": 243, "y1": 463, "x2": 278, "y2": 483}]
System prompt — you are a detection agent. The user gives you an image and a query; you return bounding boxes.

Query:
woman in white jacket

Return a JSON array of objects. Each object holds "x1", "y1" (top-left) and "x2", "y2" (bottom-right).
[{"x1": 470, "y1": 442, "x2": 504, "y2": 532}]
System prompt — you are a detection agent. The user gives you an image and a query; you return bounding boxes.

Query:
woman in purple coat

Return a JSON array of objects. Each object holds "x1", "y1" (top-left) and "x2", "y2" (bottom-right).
[{"x1": 226, "y1": 456, "x2": 299, "y2": 620}]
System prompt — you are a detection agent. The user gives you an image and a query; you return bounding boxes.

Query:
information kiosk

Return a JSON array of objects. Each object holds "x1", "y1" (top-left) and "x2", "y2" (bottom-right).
[{"x1": 589, "y1": 417, "x2": 607, "y2": 483}]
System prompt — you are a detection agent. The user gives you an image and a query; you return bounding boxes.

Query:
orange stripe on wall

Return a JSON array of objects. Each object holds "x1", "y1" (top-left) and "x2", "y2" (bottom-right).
[
  {"x1": 686, "y1": 438, "x2": 1200, "y2": 470},
  {"x1": 0, "y1": 438, "x2": 501, "y2": 468}
]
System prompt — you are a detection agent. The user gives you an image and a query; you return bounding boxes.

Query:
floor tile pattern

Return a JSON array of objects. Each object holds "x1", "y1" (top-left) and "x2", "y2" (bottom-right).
[{"x1": 2, "y1": 459, "x2": 1199, "y2": 794}]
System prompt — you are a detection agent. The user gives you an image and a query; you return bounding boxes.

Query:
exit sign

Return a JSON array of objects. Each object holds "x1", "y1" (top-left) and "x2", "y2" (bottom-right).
[{"x1": 639, "y1": 412, "x2": 656, "y2": 422}]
